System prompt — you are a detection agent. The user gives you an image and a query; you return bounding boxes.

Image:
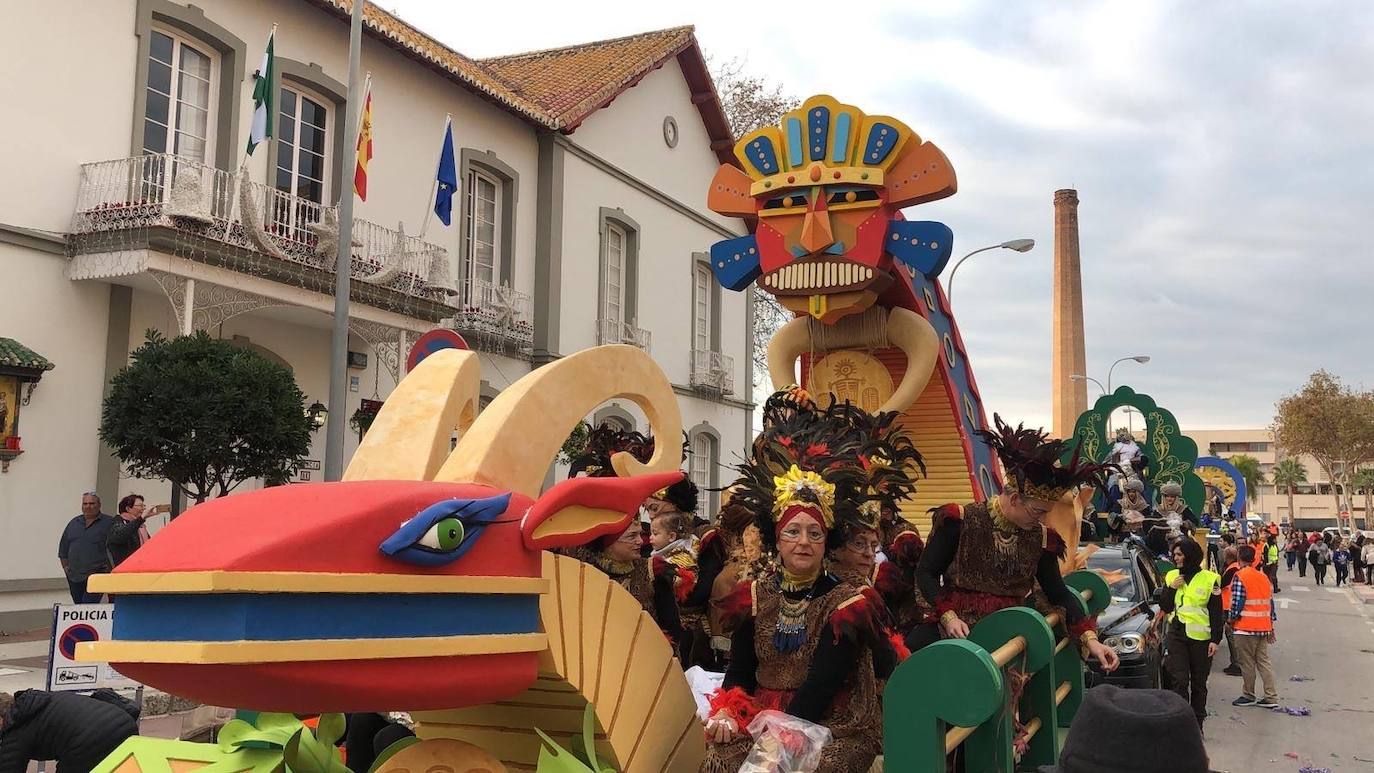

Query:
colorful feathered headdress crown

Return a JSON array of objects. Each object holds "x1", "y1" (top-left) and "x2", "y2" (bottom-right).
[{"x1": 977, "y1": 414, "x2": 1113, "y2": 502}]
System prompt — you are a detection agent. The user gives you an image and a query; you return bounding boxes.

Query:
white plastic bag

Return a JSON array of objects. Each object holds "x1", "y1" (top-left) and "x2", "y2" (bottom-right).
[
  {"x1": 739, "y1": 710, "x2": 833, "y2": 773},
  {"x1": 683, "y1": 666, "x2": 725, "y2": 721}
]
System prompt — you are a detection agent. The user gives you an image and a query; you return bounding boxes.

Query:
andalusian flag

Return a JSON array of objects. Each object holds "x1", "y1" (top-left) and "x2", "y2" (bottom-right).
[
  {"x1": 245, "y1": 27, "x2": 276, "y2": 155},
  {"x1": 353, "y1": 76, "x2": 374, "y2": 201}
]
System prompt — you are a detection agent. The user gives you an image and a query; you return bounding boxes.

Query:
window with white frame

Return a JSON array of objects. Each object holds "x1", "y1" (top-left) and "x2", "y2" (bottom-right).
[
  {"x1": 464, "y1": 169, "x2": 501, "y2": 291},
  {"x1": 602, "y1": 223, "x2": 627, "y2": 326},
  {"x1": 143, "y1": 28, "x2": 216, "y2": 163},
  {"x1": 275, "y1": 85, "x2": 330, "y2": 205},
  {"x1": 691, "y1": 433, "x2": 718, "y2": 518},
  {"x1": 693, "y1": 262, "x2": 713, "y2": 353}
]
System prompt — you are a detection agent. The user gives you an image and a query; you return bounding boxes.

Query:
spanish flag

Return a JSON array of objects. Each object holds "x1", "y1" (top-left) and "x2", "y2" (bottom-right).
[{"x1": 353, "y1": 77, "x2": 374, "y2": 201}]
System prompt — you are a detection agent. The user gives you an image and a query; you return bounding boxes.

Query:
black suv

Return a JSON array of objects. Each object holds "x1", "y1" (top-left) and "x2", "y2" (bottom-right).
[{"x1": 1083, "y1": 540, "x2": 1167, "y2": 689}]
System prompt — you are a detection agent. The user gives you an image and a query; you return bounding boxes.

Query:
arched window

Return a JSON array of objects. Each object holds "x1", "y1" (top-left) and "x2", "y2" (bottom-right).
[{"x1": 689, "y1": 424, "x2": 722, "y2": 520}]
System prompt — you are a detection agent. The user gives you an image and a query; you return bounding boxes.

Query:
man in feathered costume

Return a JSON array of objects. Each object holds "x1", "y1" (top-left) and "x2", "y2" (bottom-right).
[
  {"x1": 702, "y1": 391, "x2": 904, "y2": 773},
  {"x1": 909, "y1": 415, "x2": 1121, "y2": 673}
]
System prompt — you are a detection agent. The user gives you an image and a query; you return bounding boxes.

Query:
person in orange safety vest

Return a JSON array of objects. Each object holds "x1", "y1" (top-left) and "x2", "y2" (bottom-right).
[{"x1": 1228, "y1": 545, "x2": 1278, "y2": 708}]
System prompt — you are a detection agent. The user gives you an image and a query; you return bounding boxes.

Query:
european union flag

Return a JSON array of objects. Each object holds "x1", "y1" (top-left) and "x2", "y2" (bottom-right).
[{"x1": 434, "y1": 118, "x2": 458, "y2": 226}]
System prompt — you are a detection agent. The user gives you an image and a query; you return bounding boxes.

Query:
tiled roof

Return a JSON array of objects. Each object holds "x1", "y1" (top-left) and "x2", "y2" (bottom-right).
[
  {"x1": 0, "y1": 338, "x2": 54, "y2": 372},
  {"x1": 304, "y1": 3, "x2": 734, "y2": 162},
  {"x1": 481, "y1": 27, "x2": 696, "y2": 129}
]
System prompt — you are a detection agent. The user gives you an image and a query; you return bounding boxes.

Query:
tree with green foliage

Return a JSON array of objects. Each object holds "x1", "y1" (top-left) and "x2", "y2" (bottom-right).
[
  {"x1": 1269, "y1": 457, "x2": 1308, "y2": 526},
  {"x1": 100, "y1": 330, "x2": 312, "y2": 505},
  {"x1": 1226, "y1": 454, "x2": 1266, "y2": 505},
  {"x1": 1272, "y1": 370, "x2": 1374, "y2": 516},
  {"x1": 1351, "y1": 467, "x2": 1374, "y2": 530}
]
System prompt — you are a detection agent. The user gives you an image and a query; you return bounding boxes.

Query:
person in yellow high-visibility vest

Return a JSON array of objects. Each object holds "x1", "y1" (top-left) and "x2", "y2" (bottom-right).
[
  {"x1": 1158, "y1": 538, "x2": 1224, "y2": 730},
  {"x1": 1264, "y1": 533, "x2": 1282, "y2": 593}
]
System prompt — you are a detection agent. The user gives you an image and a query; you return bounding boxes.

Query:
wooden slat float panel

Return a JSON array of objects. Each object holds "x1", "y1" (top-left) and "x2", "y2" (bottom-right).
[
  {"x1": 416, "y1": 554, "x2": 705, "y2": 772},
  {"x1": 875, "y1": 348, "x2": 975, "y2": 534}
]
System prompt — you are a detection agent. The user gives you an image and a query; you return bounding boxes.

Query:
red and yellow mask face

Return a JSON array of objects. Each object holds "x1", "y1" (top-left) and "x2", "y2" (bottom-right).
[{"x1": 707, "y1": 95, "x2": 959, "y2": 324}]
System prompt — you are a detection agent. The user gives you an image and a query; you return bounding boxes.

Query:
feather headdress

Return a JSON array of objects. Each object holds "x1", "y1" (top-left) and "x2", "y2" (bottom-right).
[{"x1": 977, "y1": 413, "x2": 1114, "y2": 501}]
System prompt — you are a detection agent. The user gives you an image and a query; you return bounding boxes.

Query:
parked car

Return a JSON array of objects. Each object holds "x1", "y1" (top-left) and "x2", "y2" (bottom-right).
[{"x1": 1083, "y1": 540, "x2": 1167, "y2": 689}]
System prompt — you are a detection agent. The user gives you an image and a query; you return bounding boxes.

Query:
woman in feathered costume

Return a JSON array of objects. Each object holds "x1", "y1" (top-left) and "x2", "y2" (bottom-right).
[
  {"x1": 701, "y1": 391, "x2": 898, "y2": 773},
  {"x1": 909, "y1": 415, "x2": 1122, "y2": 675}
]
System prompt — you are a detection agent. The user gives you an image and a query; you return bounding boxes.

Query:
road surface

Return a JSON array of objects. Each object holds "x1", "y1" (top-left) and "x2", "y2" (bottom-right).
[{"x1": 1203, "y1": 567, "x2": 1374, "y2": 772}]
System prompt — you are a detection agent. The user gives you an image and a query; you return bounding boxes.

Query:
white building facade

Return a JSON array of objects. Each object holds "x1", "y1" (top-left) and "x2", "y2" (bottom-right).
[{"x1": 0, "y1": 0, "x2": 751, "y2": 630}]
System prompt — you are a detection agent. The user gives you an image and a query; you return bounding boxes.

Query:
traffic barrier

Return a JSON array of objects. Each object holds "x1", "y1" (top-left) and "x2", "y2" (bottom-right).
[{"x1": 883, "y1": 570, "x2": 1111, "y2": 772}]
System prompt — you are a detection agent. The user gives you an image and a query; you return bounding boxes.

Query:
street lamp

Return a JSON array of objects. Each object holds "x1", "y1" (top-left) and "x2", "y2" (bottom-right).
[
  {"x1": 945, "y1": 238, "x2": 1036, "y2": 305},
  {"x1": 306, "y1": 400, "x2": 328, "y2": 431},
  {"x1": 1070, "y1": 373, "x2": 1106, "y2": 396},
  {"x1": 1106, "y1": 355, "x2": 1151, "y2": 392}
]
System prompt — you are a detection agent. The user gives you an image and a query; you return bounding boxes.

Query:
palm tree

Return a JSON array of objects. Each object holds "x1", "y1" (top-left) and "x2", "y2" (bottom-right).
[
  {"x1": 1270, "y1": 457, "x2": 1308, "y2": 526},
  {"x1": 1351, "y1": 468, "x2": 1374, "y2": 530},
  {"x1": 1228, "y1": 454, "x2": 1266, "y2": 506}
]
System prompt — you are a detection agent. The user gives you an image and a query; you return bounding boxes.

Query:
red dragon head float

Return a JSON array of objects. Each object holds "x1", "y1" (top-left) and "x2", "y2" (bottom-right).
[{"x1": 82, "y1": 346, "x2": 684, "y2": 713}]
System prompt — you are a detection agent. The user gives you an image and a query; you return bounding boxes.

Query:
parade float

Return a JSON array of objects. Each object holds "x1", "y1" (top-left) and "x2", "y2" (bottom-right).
[{"x1": 79, "y1": 95, "x2": 1105, "y2": 773}]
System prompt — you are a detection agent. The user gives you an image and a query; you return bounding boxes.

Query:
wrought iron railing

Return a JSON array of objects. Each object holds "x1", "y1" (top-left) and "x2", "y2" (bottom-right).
[
  {"x1": 596, "y1": 318, "x2": 651, "y2": 351},
  {"x1": 446, "y1": 278, "x2": 534, "y2": 348},
  {"x1": 690, "y1": 349, "x2": 735, "y2": 395},
  {"x1": 71, "y1": 153, "x2": 454, "y2": 305}
]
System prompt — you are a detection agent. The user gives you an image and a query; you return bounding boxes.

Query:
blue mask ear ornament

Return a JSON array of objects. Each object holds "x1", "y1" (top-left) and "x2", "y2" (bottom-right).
[{"x1": 380, "y1": 494, "x2": 513, "y2": 566}]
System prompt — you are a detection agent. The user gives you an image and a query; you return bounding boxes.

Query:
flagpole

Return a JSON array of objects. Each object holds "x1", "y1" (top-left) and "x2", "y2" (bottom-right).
[
  {"x1": 416, "y1": 113, "x2": 450, "y2": 242},
  {"x1": 324, "y1": 0, "x2": 364, "y2": 483},
  {"x1": 224, "y1": 23, "x2": 277, "y2": 242}
]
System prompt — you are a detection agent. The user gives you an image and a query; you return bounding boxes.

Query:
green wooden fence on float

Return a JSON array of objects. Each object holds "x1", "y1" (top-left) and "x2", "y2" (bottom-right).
[{"x1": 882, "y1": 570, "x2": 1112, "y2": 772}]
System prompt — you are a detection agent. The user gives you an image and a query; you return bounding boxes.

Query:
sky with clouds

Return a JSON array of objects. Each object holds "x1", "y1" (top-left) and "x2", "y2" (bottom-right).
[{"x1": 389, "y1": 0, "x2": 1373, "y2": 431}]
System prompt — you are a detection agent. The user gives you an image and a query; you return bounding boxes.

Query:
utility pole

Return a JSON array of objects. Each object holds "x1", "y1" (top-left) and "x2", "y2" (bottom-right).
[{"x1": 324, "y1": 0, "x2": 364, "y2": 482}]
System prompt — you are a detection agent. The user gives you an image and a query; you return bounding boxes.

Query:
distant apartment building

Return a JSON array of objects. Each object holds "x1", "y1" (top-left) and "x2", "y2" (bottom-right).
[{"x1": 1188, "y1": 429, "x2": 1355, "y2": 525}]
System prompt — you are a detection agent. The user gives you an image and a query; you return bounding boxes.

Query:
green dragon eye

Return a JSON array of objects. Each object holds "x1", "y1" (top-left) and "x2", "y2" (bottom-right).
[{"x1": 420, "y1": 517, "x2": 465, "y2": 551}]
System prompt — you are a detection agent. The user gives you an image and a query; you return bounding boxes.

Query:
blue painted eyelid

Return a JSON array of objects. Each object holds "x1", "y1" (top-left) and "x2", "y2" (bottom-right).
[{"x1": 379, "y1": 494, "x2": 512, "y2": 562}]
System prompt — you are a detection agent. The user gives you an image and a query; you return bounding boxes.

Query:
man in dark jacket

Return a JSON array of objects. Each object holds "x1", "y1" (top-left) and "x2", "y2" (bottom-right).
[{"x1": 0, "y1": 690, "x2": 138, "y2": 773}]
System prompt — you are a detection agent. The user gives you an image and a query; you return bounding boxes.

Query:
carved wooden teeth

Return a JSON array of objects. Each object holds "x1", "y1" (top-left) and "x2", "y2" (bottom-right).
[{"x1": 765, "y1": 263, "x2": 874, "y2": 291}]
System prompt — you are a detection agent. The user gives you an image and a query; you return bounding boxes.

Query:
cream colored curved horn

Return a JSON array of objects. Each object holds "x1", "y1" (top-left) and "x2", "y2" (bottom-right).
[
  {"x1": 436, "y1": 345, "x2": 683, "y2": 497},
  {"x1": 342, "y1": 349, "x2": 481, "y2": 482},
  {"x1": 767, "y1": 308, "x2": 939, "y2": 414}
]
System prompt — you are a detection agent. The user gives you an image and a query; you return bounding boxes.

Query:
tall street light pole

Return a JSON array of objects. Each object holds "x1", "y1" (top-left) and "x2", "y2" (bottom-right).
[
  {"x1": 945, "y1": 238, "x2": 1036, "y2": 305},
  {"x1": 324, "y1": 0, "x2": 365, "y2": 482},
  {"x1": 1106, "y1": 355, "x2": 1151, "y2": 393},
  {"x1": 1070, "y1": 373, "x2": 1106, "y2": 396}
]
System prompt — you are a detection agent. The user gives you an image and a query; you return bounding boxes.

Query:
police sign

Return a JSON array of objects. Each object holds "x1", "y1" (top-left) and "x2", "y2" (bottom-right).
[{"x1": 47, "y1": 604, "x2": 137, "y2": 691}]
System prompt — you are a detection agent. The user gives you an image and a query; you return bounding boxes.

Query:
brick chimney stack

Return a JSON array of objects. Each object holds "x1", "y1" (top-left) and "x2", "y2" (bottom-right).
[{"x1": 1052, "y1": 189, "x2": 1088, "y2": 438}]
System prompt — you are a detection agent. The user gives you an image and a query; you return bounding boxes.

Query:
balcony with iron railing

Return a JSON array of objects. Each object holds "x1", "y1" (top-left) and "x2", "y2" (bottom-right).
[
  {"x1": 441, "y1": 277, "x2": 534, "y2": 352},
  {"x1": 596, "y1": 318, "x2": 651, "y2": 351},
  {"x1": 690, "y1": 349, "x2": 735, "y2": 395},
  {"x1": 69, "y1": 153, "x2": 456, "y2": 317}
]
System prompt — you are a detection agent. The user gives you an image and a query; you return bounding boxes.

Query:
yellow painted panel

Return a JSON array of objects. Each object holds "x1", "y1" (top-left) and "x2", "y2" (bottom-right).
[
  {"x1": 590, "y1": 582, "x2": 648, "y2": 726},
  {"x1": 625, "y1": 669, "x2": 706, "y2": 773},
  {"x1": 606, "y1": 640, "x2": 675, "y2": 761},
  {"x1": 578, "y1": 569, "x2": 614, "y2": 705},
  {"x1": 539, "y1": 553, "x2": 565, "y2": 677}
]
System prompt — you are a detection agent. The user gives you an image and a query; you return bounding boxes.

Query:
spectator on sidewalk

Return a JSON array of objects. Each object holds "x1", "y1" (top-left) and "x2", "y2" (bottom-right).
[
  {"x1": 1333, "y1": 540, "x2": 1351, "y2": 587},
  {"x1": 1218, "y1": 546, "x2": 1243, "y2": 677},
  {"x1": 1229, "y1": 545, "x2": 1279, "y2": 709},
  {"x1": 57, "y1": 492, "x2": 116, "y2": 603},
  {"x1": 1310, "y1": 538, "x2": 1332, "y2": 585},
  {"x1": 1296, "y1": 530, "x2": 1309, "y2": 577},
  {"x1": 1284, "y1": 531, "x2": 1299, "y2": 572},
  {"x1": 107, "y1": 494, "x2": 168, "y2": 568},
  {"x1": 1362, "y1": 539, "x2": 1374, "y2": 586},
  {"x1": 1264, "y1": 533, "x2": 1281, "y2": 592},
  {"x1": 0, "y1": 689, "x2": 138, "y2": 773},
  {"x1": 1353, "y1": 533, "x2": 1367, "y2": 584}
]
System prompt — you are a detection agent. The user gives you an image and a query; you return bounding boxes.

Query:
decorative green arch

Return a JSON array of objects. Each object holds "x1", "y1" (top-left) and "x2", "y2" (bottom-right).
[{"x1": 1064, "y1": 386, "x2": 1205, "y2": 514}]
